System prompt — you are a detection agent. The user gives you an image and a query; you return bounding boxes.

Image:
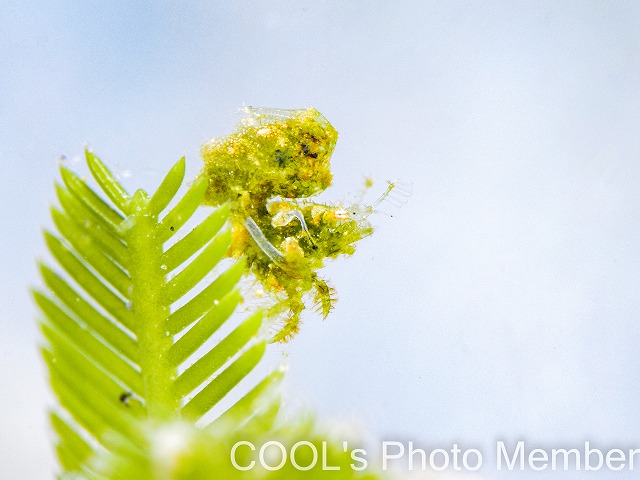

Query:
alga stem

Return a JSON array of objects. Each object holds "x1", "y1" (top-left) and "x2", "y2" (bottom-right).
[{"x1": 125, "y1": 189, "x2": 179, "y2": 420}]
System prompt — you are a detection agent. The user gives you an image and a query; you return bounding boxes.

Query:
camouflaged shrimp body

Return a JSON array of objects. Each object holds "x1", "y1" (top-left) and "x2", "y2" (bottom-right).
[{"x1": 200, "y1": 107, "x2": 371, "y2": 342}]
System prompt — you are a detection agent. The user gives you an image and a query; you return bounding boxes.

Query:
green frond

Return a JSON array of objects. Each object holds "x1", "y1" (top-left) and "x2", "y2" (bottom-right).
[
  {"x1": 165, "y1": 260, "x2": 244, "y2": 335},
  {"x1": 54, "y1": 183, "x2": 128, "y2": 265},
  {"x1": 146, "y1": 156, "x2": 186, "y2": 216},
  {"x1": 38, "y1": 265, "x2": 137, "y2": 361},
  {"x1": 160, "y1": 203, "x2": 229, "y2": 273},
  {"x1": 85, "y1": 150, "x2": 132, "y2": 215},
  {"x1": 50, "y1": 412, "x2": 93, "y2": 472},
  {"x1": 50, "y1": 207, "x2": 131, "y2": 295},
  {"x1": 59, "y1": 166, "x2": 124, "y2": 229},
  {"x1": 36, "y1": 152, "x2": 270, "y2": 477},
  {"x1": 212, "y1": 367, "x2": 285, "y2": 432},
  {"x1": 160, "y1": 229, "x2": 231, "y2": 306},
  {"x1": 166, "y1": 289, "x2": 245, "y2": 369},
  {"x1": 157, "y1": 176, "x2": 208, "y2": 243},
  {"x1": 182, "y1": 342, "x2": 266, "y2": 420},
  {"x1": 172, "y1": 310, "x2": 263, "y2": 398},
  {"x1": 35, "y1": 292, "x2": 142, "y2": 394}
]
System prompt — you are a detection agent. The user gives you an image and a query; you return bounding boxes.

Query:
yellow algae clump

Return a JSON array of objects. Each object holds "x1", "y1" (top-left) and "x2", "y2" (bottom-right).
[
  {"x1": 200, "y1": 107, "x2": 382, "y2": 342},
  {"x1": 201, "y1": 107, "x2": 336, "y2": 216}
]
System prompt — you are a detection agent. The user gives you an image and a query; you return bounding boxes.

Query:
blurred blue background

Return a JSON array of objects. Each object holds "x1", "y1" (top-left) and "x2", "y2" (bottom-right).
[{"x1": 2, "y1": 1, "x2": 640, "y2": 479}]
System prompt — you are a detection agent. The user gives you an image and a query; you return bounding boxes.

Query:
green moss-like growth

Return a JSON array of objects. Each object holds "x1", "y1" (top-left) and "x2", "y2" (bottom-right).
[{"x1": 201, "y1": 107, "x2": 337, "y2": 214}]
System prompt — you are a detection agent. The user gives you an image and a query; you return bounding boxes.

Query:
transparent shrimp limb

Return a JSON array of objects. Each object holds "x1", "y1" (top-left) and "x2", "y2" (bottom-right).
[
  {"x1": 242, "y1": 216, "x2": 306, "y2": 343},
  {"x1": 244, "y1": 217, "x2": 285, "y2": 265},
  {"x1": 373, "y1": 180, "x2": 412, "y2": 208},
  {"x1": 348, "y1": 180, "x2": 413, "y2": 222},
  {"x1": 313, "y1": 276, "x2": 337, "y2": 319},
  {"x1": 271, "y1": 208, "x2": 318, "y2": 249},
  {"x1": 270, "y1": 311, "x2": 302, "y2": 343}
]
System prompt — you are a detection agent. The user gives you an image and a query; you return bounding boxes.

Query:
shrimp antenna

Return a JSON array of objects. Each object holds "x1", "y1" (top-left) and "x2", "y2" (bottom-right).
[
  {"x1": 351, "y1": 180, "x2": 412, "y2": 219},
  {"x1": 373, "y1": 180, "x2": 412, "y2": 208}
]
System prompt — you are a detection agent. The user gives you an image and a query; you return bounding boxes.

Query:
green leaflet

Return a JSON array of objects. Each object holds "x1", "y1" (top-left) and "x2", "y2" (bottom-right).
[{"x1": 36, "y1": 151, "x2": 270, "y2": 477}]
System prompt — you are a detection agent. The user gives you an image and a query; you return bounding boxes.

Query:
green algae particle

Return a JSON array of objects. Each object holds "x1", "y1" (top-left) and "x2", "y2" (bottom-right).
[{"x1": 200, "y1": 107, "x2": 373, "y2": 342}]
